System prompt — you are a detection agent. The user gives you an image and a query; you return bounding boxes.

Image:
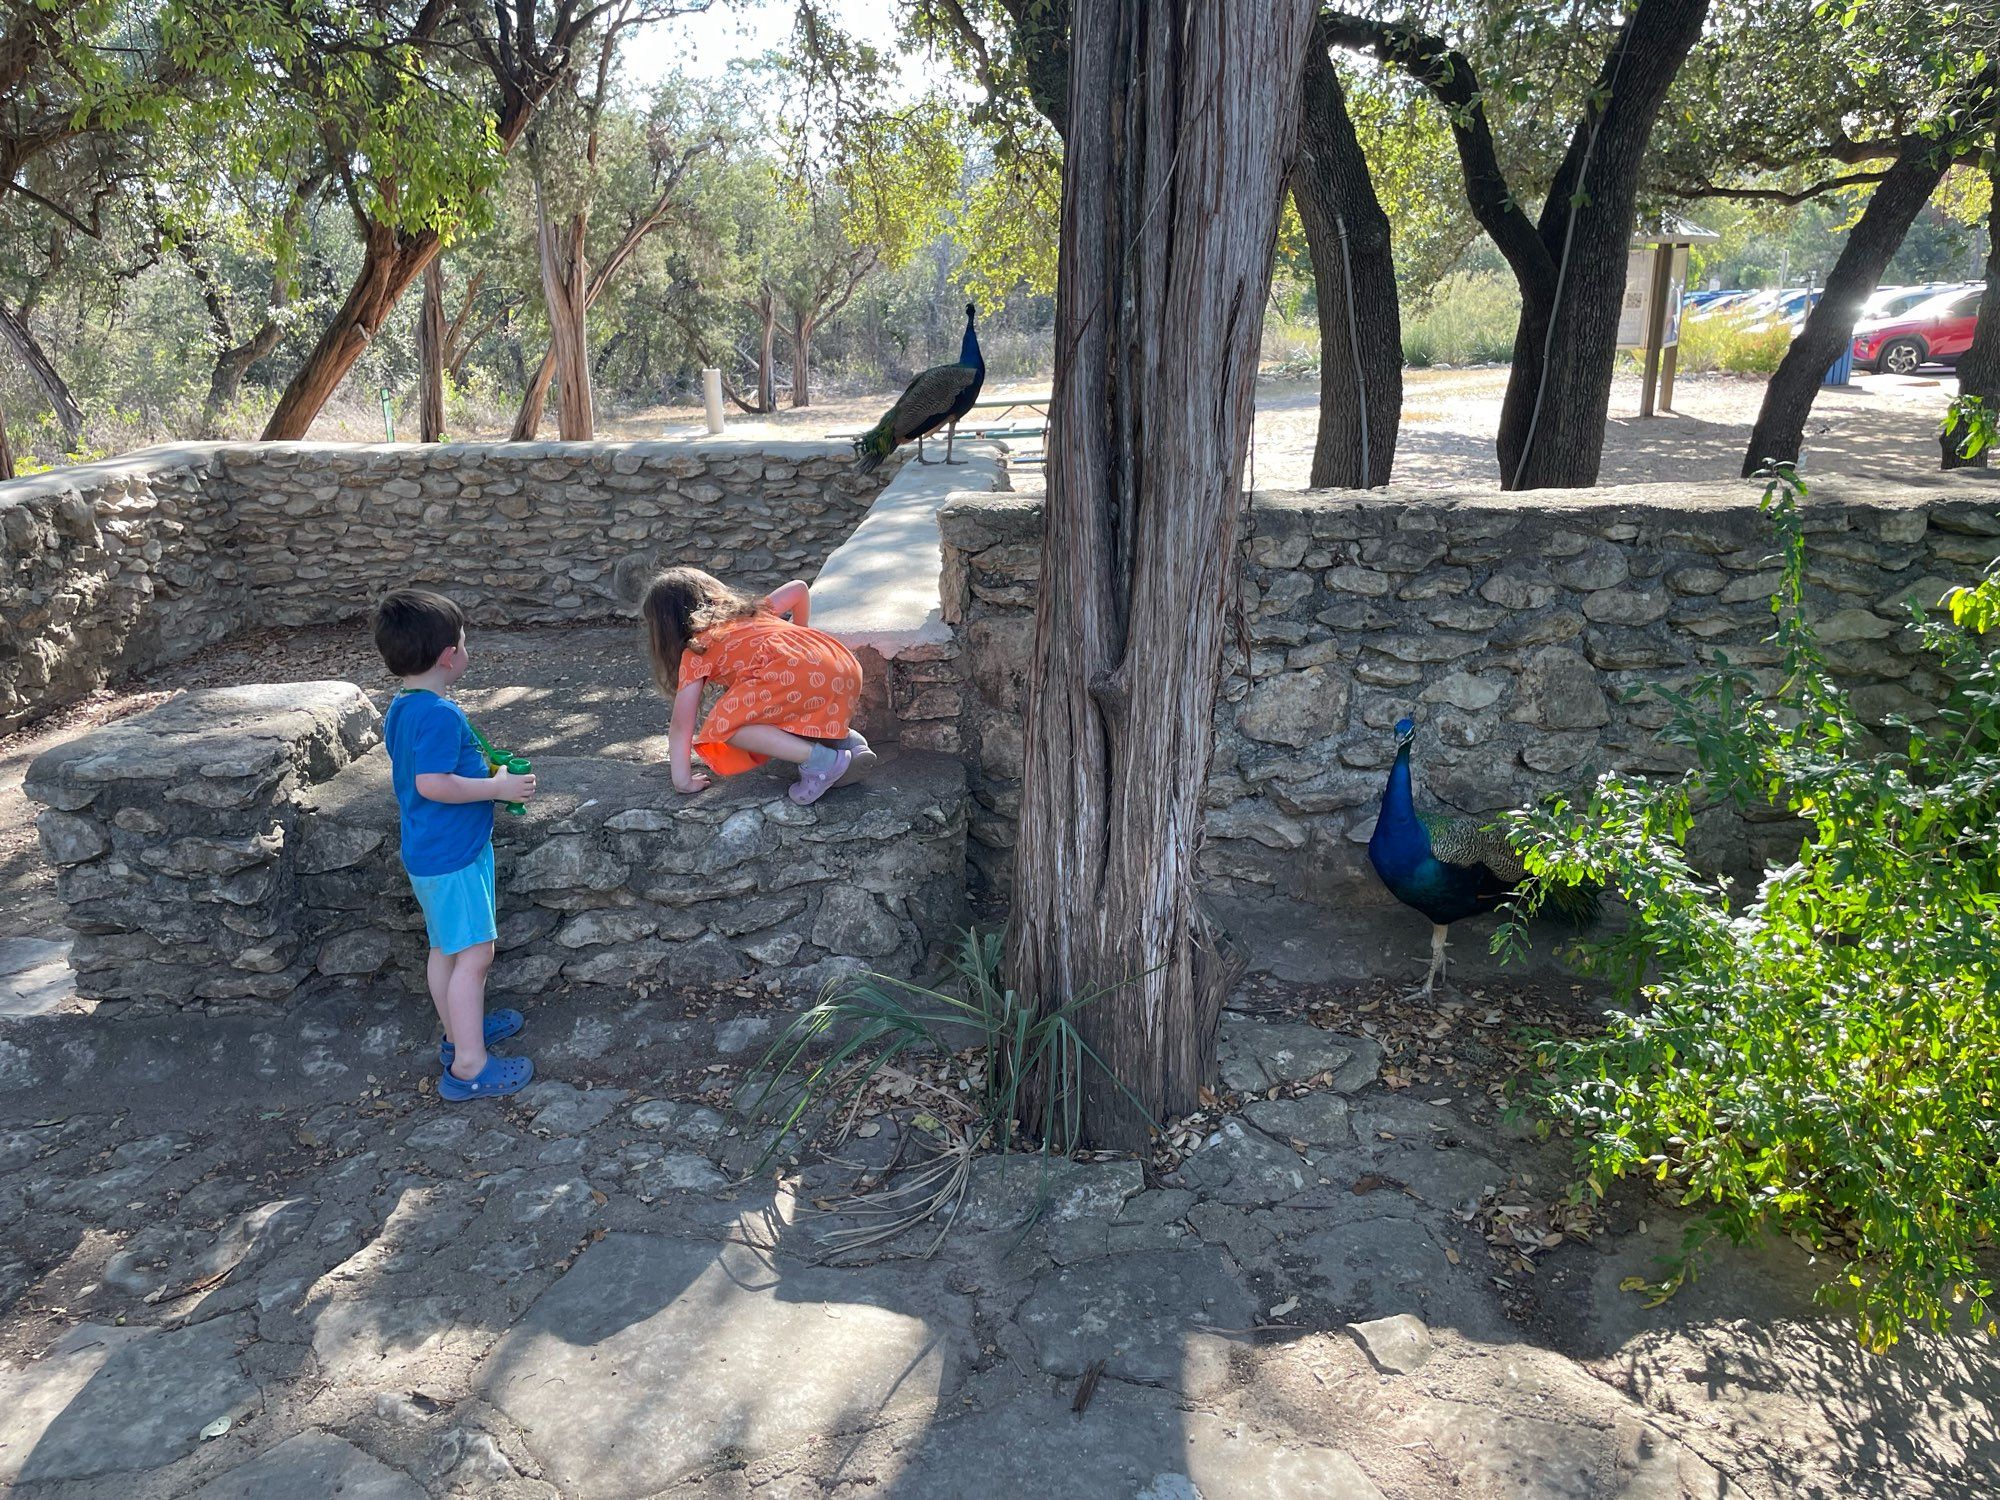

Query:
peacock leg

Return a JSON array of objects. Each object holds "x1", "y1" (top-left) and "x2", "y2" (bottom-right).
[
  {"x1": 1401, "y1": 923, "x2": 1449, "y2": 1001},
  {"x1": 1427, "y1": 923, "x2": 1449, "y2": 994},
  {"x1": 943, "y1": 420, "x2": 965, "y2": 464},
  {"x1": 915, "y1": 433, "x2": 936, "y2": 464}
]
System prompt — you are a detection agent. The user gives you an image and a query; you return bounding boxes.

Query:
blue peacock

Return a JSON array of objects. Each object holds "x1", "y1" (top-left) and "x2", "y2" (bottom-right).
[
  {"x1": 852, "y1": 303, "x2": 985, "y2": 473},
  {"x1": 1368, "y1": 716, "x2": 1595, "y2": 995}
]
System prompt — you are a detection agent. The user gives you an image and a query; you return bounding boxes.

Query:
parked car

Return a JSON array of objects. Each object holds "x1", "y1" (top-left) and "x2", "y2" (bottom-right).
[
  {"x1": 1851, "y1": 284, "x2": 1984, "y2": 374},
  {"x1": 1745, "y1": 288, "x2": 1820, "y2": 335},
  {"x1": 1861, "y1": 284, "x2": 1953, "y2": 322}
]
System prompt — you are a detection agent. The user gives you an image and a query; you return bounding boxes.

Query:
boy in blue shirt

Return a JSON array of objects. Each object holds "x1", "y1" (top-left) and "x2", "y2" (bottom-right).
[{"x1": 372, "y1": 589, "x2": 538, "y2": 1100}]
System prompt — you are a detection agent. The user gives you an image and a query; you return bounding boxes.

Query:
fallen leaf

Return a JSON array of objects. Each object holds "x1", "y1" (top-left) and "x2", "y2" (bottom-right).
[
  {"x1": 1352, "y1": 1175, "x2": 1387, "y2": 1195},
  {"x1": 199, "y1": 1417, "x2": 232, "y2": 1441},
  {"x1": 1445, "y1": 1247, "x2": 1462, "y2": 1265},
  {"x1": 1268, "y1": 1296, "x2": 1299, "y2": 1319}
]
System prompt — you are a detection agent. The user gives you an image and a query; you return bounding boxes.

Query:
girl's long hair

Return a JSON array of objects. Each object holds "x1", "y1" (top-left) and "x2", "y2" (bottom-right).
[{"x1": 640, "y1": 566, "x2": 764, "y2": 696}]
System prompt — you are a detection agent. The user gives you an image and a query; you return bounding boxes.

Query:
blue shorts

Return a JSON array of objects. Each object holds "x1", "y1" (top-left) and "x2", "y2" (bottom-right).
[{"x1": 407, "y1": 845, "x2": 498, "y2": 955}]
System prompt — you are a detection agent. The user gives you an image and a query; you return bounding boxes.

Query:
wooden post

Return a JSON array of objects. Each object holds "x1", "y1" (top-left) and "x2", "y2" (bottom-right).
[
  {"x1": 1638, "y1": 243, "x2": 1674, "y2": 418},
  {"x1": 1660, "y1": 343, "x2": 1679, "y2": 413}
]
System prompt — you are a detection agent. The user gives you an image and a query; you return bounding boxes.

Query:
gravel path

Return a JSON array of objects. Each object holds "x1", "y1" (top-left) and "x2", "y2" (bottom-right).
[{"x1": 579, "y1": 366, "x2": 1963, "y2": 491}]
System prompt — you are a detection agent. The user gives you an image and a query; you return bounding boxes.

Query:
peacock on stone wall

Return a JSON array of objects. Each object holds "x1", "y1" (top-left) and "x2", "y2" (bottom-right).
[{"x1": 851, "y1": 303, "x2": 986, "y2": 473}]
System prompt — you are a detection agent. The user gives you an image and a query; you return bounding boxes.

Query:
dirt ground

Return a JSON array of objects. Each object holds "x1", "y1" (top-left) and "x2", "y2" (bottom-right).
[{"x1": 562, "y1": 365, "x2": 1963, "y2": 491}]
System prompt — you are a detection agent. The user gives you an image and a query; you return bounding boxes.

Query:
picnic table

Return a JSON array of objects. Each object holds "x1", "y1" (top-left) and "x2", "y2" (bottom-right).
[
  {"x1": 827, "y1": 392, "x2": 1051, "y2": 452},
  {"x1": 959, "y1": 393, "x2": 1051, "y2": 441}
]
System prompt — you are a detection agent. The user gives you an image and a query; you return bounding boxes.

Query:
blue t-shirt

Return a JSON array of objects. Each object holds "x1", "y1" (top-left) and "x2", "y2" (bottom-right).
[{"x1": 383, "y1": 690, "x2": 495, "y2": 877}]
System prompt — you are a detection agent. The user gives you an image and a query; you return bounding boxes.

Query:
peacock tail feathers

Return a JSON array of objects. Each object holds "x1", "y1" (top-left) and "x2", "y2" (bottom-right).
[{"x1": 851, "y1": 420, "x2": 898, "y2": 475}]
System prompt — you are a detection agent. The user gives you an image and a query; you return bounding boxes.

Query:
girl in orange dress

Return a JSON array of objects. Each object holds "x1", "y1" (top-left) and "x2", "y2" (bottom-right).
[{"x1": 640, "y1": 566, "x2": 876, "y2": 806}]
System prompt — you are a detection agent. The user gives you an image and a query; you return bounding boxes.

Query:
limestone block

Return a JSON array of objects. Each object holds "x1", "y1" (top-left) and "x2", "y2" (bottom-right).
[
  {"x1": 1238, "y1": 666, "x2": 1351, "y2": 747},
  {"x1": 1511, "y1": 646, "x2": 1610, "y2": 730}
]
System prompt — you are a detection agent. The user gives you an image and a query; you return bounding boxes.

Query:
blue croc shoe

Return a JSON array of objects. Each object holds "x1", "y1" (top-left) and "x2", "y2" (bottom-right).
[
  {"x1": 439, "y1": 1009, "x2": 524, "y2": 1068},
  {"x1": 438, "y1": 1053, "x2": 534, "y2": 1102}
]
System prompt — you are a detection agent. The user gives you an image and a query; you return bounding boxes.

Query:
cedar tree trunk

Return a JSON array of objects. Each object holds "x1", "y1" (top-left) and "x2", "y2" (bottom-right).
[
  {"x1": 1293, "y1": 31, "x2": 1399, "y2": 488},
  {"x1": 1323, "y1": 0, "x2": 1707, "y2": 489},
  {"x1": 1008, "y1": 0, "x2": 1313, "y2": 1149},
  {"x1": 0, "y1": 404, "x2": 13, "y2": 481},
  {"x1": 262, "y1": 223, "x2": 432, "y2": 440},
  {"x1": 527, "y1": 170, "x2": 595, "y2": 441},
  {"x1": 747, "y1": 287, "x2": 780, "y2": 413},
  {"x1": 1492, "y1": 0, "x2": 1709, "y2": 488},
  {"x1": 1745, "y1": 135, "x2": 1965, "y2": 475},
  {"x1": 791, "y1": 311, "x2": 816, "y2": 409},
  {"x1": 418, "y1": 259, "x2": 447, "y2": 442},
  {"x1": 0, "y1": 301, "x2": 83, "y2": 447}
]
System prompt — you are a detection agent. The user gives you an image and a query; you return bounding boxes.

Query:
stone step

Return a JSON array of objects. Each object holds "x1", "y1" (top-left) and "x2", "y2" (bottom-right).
[
  {"x1": 298, "y1": 744, "x2": 968, "y2": 1002},
  {"x1": 24, "y1": 681, "x2": 969, "y2": 1012}
]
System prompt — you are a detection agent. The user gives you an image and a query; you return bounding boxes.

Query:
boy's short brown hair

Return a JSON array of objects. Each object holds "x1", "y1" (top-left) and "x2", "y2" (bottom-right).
[{"x1": 372, "y1": 589, "x2": 465, "y2": 676}]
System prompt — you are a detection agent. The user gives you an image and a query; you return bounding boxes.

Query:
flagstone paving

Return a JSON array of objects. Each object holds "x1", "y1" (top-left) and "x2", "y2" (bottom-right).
[{"x1": 1, "y1": 969, "x2": 1995, "y2": 1499}]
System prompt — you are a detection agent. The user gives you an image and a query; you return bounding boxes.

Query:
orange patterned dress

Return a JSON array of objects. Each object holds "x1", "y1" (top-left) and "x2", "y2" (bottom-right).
[{"x1": 680, "y1": 613, "x2": 863, "y2": 776}]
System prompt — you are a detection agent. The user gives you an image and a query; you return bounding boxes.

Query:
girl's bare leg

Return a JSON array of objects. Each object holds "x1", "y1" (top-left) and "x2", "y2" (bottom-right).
[{"x1": 728, "y1": 725, "x2": 819, "y2": 764}]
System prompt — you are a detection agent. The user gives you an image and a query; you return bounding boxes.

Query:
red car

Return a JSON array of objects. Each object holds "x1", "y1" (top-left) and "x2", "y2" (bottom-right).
[{"x1": 1851, "y1": 284, "x2": 1982, "y2": 374}]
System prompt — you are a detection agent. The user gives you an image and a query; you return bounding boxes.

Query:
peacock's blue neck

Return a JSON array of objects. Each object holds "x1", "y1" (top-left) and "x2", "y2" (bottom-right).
[
  {"x1": 1369, "y1": 741, "x2": 1430, "y2": 874},
  {"x1": 960, "y1": 321, "x2": 983, "y2": 371}
]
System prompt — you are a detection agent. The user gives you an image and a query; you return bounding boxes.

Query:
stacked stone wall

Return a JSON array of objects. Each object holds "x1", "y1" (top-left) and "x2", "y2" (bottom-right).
[
  {"x1": 216, "y1": 442, "x2": 879, "y2": 626},
  {"x1": 1, "y1": 440, "x2": 885, "y2": 732},
  {"x1": 0, "y1": 450, "x2": 247, "y2": 733},
  {"x1": 22, "y1": 683, "x2": 380, "y2": 1006},
  {"x1": 295, "y1": 748, "x2": 967, "y2": 1005},
  {"x1": 939, "y1": 474, "x2": 2000, "y2": 906},
  {"x1": 25, "y1": 683, "x2": 965, "y2": 1012}
]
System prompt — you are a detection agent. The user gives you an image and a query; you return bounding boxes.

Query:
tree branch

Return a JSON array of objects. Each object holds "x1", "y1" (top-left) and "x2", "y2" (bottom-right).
[{"x1": 1318, "y1": 9, "x2": 1554, "y2": 292}]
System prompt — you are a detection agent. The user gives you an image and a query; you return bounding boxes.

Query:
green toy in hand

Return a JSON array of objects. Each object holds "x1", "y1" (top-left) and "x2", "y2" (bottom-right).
[{"x1": 467, "y1": 721, "x2": 532, "y2": 815}]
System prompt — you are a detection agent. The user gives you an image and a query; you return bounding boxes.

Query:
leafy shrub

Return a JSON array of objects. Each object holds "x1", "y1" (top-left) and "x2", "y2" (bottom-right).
[
  {"x1": 1673, "y1": 310, "x2": 1793, "y2": 375},
  {"x1": 1941, "y1": 392, "x2": 1997, "y2": 466},
  {"x1": 1502, "y1": 468, "x2": 2000, "y2": 1349},
  {"x1": 1402, "y1": 272, "x2": 1519, "y2": 367},
  {"x1": 1259, "y1": 309, "x2": 1320, "y2": 377}
]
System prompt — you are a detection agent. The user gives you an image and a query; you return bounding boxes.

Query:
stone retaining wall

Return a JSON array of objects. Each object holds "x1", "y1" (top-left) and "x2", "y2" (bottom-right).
[
  {"x1": 26, "y1": 683, "x2": 966, "y2": 1012},
  {"x1": 1, "y1": 441, "x2": 884, "y2": 732},
  {"x1": 297, "y1": 746, "x2": 966, "y2": 1005},
  {"x1": 23, "y1": 683, "x2": 381, "y2": 1006},
  {"x1": 0, "y1": 449, "x2": 248, "y2": 734},
  {"x1": 939, "y1": 473, "x2": 2000, "y2": 906}
]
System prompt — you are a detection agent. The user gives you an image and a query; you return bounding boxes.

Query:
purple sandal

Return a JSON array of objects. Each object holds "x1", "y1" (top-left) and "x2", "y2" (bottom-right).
[{"x1": 789, "y1": 746, "x2": 854, "y2": 806}]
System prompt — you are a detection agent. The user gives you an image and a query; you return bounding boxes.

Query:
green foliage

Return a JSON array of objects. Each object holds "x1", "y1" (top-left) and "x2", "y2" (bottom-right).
[
  {"x1": 1670, "y1": 311, "x2": 1793, "y2": 375},
  {"x1": 1401, "y1": 272, "x2": 1520, "y2": 366},
  {"x1": 1940, "y1": 393, "x2": 1997, "y2": 464},
  {"x1": 1501, "y1": 468, "x2": 2000, "y2": 1349}
]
